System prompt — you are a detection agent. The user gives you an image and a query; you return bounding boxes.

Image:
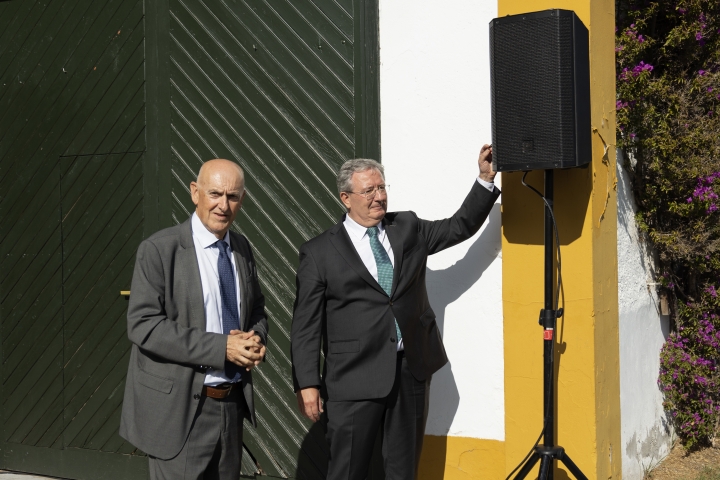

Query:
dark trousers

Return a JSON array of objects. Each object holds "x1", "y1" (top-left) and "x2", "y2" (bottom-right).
[
  {"x1": 325, "y1": 353, "x2": 431, "y2": 480},
  {"x1": 148, "y1": 387, "x2": 245, "y2": 480}
]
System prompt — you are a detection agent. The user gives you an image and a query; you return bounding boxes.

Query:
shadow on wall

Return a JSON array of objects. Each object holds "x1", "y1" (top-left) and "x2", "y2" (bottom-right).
[
  {"x1": 424, "y1": 203, "x2": 502, "y2": 434},
  {"x1": 502, "y1": 167, "x2": 591, "y2": 246},
  {"x1": 417, "y1": 203, "x2": 502, "y2": 479}
]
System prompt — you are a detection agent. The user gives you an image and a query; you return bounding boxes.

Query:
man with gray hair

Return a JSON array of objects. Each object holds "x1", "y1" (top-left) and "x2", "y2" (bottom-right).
[
  {"x1": 291, "y1": 145, "x2": 498, "y2": 479},
  {"x1": 120, "y1": 159, "x2": 268, "y2": 479}
]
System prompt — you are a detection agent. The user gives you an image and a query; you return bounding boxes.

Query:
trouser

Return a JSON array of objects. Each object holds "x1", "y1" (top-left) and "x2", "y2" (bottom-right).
[
  {"x1": 325, "y1": 352, "x2": 431, "y2": 480},
  {"x1": 148, "y1": 386, "x2": 245, "y2": 480}
]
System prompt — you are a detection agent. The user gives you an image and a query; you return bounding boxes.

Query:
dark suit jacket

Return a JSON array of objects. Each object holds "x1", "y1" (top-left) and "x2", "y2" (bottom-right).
[
  {"x1": 119, "y1": 218, "x2": 268, "y2": 460},
  {"x1": 291, "y1": 181, "x2": 499, "y2": 402}
]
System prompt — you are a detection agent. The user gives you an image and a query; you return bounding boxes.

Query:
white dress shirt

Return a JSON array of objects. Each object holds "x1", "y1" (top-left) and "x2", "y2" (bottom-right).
[
  {"x1": 476, "y1": 176, "x2": 496, "y2": 192},
  {"x1": 191, "y1": 213, "x2": 242, "y2": 386},
  {"x1": 342, "y1": 178, "x2": 495, "y2": 352},
  {"x1": 343, "y1": 213, "x2": 405, "y2": 351}
]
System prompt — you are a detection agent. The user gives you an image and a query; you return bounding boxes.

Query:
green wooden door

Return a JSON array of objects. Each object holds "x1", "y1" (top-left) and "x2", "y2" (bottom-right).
[
  {"x1": 0, "y1": 0, "x2": 380, "y2": 477},
  {"x1": 0, "y1": 0, "x2": 149, "y2": 477},
  {"x1": 149, "y1": 0, "x2": 381, "y2": 477}
]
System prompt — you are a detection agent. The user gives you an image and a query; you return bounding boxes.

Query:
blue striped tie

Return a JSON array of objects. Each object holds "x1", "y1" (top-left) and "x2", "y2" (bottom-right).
[
  {"x1": 367, "y1": 226, "x2": 402, "y2": 342},
  {"x1": 217, "y1": 240, "x2": 242, "y2": 382}
]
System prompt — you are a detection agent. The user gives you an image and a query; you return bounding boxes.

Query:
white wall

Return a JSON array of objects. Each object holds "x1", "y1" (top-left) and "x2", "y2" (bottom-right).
[
  {"x1": 378, "y1": 1, "x2": 504, "y2": 440},
  {"x1": 617, "y1": 150, "x2": 672, "y2": 479}
]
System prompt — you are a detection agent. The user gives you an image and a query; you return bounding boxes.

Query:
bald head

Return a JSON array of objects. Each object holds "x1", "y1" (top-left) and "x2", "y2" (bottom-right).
[
  {"x1": 197, "y1": 158, "x2": 245, "y2": 187},
  {"x1": 190, "y1": 159, "x2": 246, "y2": 239}
]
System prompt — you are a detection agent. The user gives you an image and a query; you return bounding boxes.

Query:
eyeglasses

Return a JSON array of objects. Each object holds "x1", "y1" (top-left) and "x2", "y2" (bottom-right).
[{"x1": 346, "y1": 185, "x2": 389, "y2": 200}]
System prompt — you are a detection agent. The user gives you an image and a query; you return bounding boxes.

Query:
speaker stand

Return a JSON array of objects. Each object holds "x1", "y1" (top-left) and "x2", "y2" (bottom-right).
[{"x1": 513, "y1": 170, "x2": 588, "y2": 480}]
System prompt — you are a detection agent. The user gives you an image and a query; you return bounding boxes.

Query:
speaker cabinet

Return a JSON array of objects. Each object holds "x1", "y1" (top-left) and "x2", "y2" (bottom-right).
[{"x1": 490, "y1": 9, "x2": 591, "y2": 172}]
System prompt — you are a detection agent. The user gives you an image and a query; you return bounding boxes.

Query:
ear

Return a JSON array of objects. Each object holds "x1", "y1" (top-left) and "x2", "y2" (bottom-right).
[
  {"x1": 340, "y1": 192, "x2": 352, "y2": 211},
  {"x1": 190, "y1": 181, "x2": 200, "y2": 207}
]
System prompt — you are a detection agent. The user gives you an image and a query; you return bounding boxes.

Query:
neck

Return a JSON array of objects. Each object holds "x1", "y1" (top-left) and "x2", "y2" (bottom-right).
[{"x1": 347, "y1": 212, "x2": 382, "y2": 228}]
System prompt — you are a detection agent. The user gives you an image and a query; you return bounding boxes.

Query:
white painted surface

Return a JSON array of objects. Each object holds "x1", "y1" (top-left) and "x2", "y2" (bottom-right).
[
  {"x1": 616, "y1": 150, "x2": 672, "y2": 479},
  {"x1": 379, "y1": 0, "x2": 504, "y2": 440}
]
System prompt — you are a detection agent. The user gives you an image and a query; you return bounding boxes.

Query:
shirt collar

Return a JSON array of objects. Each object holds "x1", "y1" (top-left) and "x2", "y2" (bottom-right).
[
  {"x1": 191, "y1": 212, "x2": 230, "y2": 249},
  {"x1": 343, "y1": 214, "x2": 385, "y2": 241}
]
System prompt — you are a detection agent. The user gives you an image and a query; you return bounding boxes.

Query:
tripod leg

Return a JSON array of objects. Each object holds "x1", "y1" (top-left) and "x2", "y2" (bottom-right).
[
  {"x1": 538, "y1": 455, "x2": 552, "y2": 480},
  {"x1": 557, "y1": 452, "x2": 588, "y2": 480},
  {"x1": 513, "y1": 453, "x2": 541, "y2": 480}
]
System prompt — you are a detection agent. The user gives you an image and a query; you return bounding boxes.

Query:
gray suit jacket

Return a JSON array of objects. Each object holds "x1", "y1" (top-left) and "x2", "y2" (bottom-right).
[{"x1": 119, "y1": 218, "x2": 268, "y2": 460}]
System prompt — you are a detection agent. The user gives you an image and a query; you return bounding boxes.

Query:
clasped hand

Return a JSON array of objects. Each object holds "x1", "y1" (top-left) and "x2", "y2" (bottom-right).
[{"x1": 226, "y1": 330, "x2": 265, "y2": 371}]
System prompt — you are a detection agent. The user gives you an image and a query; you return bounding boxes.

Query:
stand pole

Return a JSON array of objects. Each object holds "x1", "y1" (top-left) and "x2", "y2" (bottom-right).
[
  {"x1": 543, "y1": 170, "x2": 555, "y2": 480},
  {"x1": 513, "y1": 170, "x2": 588, "y2": 480}
]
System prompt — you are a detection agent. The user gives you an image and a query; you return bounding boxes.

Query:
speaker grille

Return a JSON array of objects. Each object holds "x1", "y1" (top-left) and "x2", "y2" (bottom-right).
[{"x1": 490, "y1": 11, "x2": 589, "y2": 171}]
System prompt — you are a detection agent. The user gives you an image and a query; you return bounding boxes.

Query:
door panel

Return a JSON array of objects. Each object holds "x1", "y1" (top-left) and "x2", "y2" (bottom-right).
[{"x1": 60, "y1": 153, "x2": 143, "y2": 454}]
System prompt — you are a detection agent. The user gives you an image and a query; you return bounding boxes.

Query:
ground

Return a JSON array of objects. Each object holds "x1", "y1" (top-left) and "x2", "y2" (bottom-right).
[{"x1": 649, "y1": 444, "x2": 720, "y2": 480}]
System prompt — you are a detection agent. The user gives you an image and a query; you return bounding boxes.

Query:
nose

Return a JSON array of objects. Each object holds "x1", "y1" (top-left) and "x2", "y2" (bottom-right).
[{"x1": 218, "y1": 194, "x2": 229, "y2": 210}]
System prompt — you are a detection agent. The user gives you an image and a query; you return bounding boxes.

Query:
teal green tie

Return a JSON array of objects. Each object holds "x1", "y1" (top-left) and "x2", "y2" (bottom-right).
[{"x1": 367, "y1": 226, "x2": 402, "y2": 342}]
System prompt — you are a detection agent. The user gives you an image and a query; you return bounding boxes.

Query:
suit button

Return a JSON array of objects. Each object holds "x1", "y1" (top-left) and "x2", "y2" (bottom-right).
[
  {"x1": 389, "y1": 301, "x2": 393, "y2": 306},
  {"x1": 194, "y1": 394, "x2": 200, "y2": 400},
  {"x1": 390, "y1": 337, "x2": 396, "y2": 343}
]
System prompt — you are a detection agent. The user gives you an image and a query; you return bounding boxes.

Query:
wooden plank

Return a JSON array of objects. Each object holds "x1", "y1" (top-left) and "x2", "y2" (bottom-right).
[
  {"x1": 193, "y1": 0, "x2": 355, "y2": 137},
  {"x1": 63, "y1": 338, "x2": 131, "y2": 449},
  {"x1": 63, "y1": 223, "x2": 140, "y2": 336},
  {"x1": 352, "y1": 0, "x2": 380, "y2": 160},
  {"x1": 0, "y1": 0, "x2": 106, "y2": 120},
  {"x1": 0, "y1": 442, "x2": 148, "y2": 480},
  {"x1": 0, "y1": 0, "x2": 144, "y2": 225},
  {"x1": 1, "y1": 263, "x2": 63, "y2": 379},
  {"x1": 0, "y1": 0, "x2": 66, "y2": 81},
  {"x1": 0, "y1": 0, "x2": 31, "y2": 58},
  {"x1": 208, "y1": 0, "x2": 353, "y2": 111},
  {"x1": 98, "y1": 95, "x2": 145, "y2": 154},
  {"x1": 168, "y1": 49, "x2": 335, "y2": 241},
  {"x1": 309, "y1": 0, "x2": 352, "y2": 32},
  {"x1": 0, "y1": 0, "x2": 143, "y2": 177},
  {"x1": 86, "y1": 386, "x2": 128, "y2": 451},
  {"x1": 61, "y1": 29, "x2": 145, "y2": 156},
  {"x1": 0, "y1": 162, "x2": 60, "y2": 260},
  {"x1": 169, "y1": 16, "x2": 345, "y2": 226},
  {"x1": 3, "y1": 342, "x2": 63, "y2": 445},
  {"x1": 246, "y1": 0, "x2": 352, "y2": 83},
  {"x1": 61, "y1": 154, "x2": 142, "y2": 283},
  {"x1": 144, "y1": 0, "x2": 173, "y2": 233}
]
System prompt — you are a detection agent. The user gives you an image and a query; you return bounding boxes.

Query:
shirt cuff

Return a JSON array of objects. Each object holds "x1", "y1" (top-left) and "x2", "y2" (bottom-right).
[{"x1": 476, "y1": 176, "x2": 496, "y2": 192}]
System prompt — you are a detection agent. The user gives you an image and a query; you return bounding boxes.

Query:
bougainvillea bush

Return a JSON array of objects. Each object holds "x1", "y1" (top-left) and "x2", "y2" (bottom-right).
[{"x1": 616, "y1": 0, "x2": 720, "y2": 449}]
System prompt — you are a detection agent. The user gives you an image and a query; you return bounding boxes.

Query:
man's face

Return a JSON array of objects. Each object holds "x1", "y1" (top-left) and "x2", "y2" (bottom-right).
[
  {"x1": 340, "y1": 169, "x2": 387, "y2": 227},
  {"x1": 190, "y1": 162, "x2": 246, "y2": 239}
]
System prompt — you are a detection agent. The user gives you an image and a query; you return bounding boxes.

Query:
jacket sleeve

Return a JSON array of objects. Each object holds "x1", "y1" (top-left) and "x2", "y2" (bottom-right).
[
  {"x1": 126, "y1": 240, "x2": 227, "y2": 370},
  {"x1": 417, "y1": 180, "x2": 500, "y2": 255},
  {"x1": 290, "y1": 243, "x2": 325, "y2": 391}
]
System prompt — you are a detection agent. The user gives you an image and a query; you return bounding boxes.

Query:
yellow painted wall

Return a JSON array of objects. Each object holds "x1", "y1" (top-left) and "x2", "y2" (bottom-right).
[
  {"x1": 419, "y1": 436, "x2": 506, "y2": 480},
  {"x1": 499, "y1": 0, "x2": 621, "y2": 479}
]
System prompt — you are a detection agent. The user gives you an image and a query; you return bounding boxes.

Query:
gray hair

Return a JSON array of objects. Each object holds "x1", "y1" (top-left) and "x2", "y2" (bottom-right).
[{"x1": 336, "y1": 158, "x2": 385, "y2": 195}]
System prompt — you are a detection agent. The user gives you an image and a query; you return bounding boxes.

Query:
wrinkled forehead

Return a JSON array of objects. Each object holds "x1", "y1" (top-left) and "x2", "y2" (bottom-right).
[
  {"x1": 351, "y1": 168, "x2": 385, "y2": 189},
  {"x1": 199, "y1": 167, "x2": 245, "y2": 191}
]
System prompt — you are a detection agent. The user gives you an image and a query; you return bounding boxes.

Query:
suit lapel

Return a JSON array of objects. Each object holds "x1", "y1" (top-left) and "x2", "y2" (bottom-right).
[
  {"x1": 329, "y1": 220, "x2": 386, "y2": 296},
  {"x1": 230, "y1": 233, "x2": 250, "y2": 331},
  {"x1": 179, "y1": 219, "x2": 206, "y2": 331},
  {"x1": 383, "y1": 217, "x2": 403, "y2": 297}
]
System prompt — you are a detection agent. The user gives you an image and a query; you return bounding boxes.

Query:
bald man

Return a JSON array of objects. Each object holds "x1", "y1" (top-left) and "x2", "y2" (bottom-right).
[{"x1": 120, "y1": 159, "x2": 269, "y2": 479}]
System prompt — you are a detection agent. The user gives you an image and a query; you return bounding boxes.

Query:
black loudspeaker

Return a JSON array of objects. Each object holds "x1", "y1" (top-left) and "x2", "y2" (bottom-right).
[{"x1": 490, "y1": 9, "x2": 591, "y2": 172}]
